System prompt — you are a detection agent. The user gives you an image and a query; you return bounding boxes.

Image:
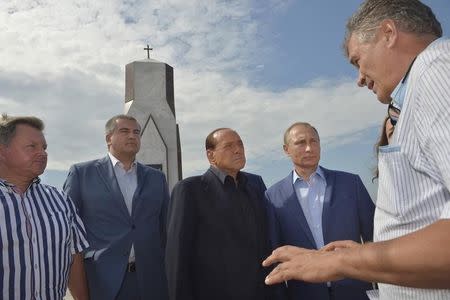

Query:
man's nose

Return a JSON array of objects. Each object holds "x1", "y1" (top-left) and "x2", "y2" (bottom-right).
[{"x1": 357, "y1": 71, "x2": 366, "y2": 87}]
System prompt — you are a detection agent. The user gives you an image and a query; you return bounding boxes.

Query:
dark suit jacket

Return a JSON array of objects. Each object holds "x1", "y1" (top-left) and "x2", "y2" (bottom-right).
[
  {"x1": 265, "y1": 167, "x2": 375, "y2": 300},
  {"x1": 63, "y1": 156, "x2": 169, "y2": 300},
  {"x1": 165, "y1": 168, "x2": 273, "y2": 300}
]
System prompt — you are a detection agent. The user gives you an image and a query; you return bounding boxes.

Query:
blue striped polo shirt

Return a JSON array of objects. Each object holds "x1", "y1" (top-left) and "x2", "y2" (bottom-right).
[{"x1": 0, "y1": 178, "x2": 89, "y2": 300}]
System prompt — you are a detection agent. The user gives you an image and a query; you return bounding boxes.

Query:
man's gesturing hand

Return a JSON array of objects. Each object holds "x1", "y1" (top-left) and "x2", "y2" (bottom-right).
[{"x1": 262, "y1": 245, "x2": 345, "y2": 285}]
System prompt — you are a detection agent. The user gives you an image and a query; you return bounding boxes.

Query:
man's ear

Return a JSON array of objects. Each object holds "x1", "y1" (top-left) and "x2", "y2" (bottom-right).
[
  {"x1": 106, "y1": 134, "x2": 112, "y2": 148},
  {"x1": 0, "y1": 144, "x2": 10, "y2": 164},
  {"x1": 283, "y1": 144, "x2": 289, "y2": 156},
  {"x1": 0, "y1": 145, "x2": 5, "y2": 160},
  {"x1": 206, "y1": 149, "x2": 215, "y2": 164},
  {"x1": 380, "y1": 19, "x2": 398, "y2": 48}
]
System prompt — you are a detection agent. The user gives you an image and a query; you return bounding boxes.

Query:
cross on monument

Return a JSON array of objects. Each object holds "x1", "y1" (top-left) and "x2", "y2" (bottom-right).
[{"x1": 144, "y1": 44, "x2": 153, "y2": 59}]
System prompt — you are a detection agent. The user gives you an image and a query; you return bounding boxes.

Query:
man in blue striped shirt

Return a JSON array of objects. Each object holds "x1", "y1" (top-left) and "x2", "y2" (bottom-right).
[
  {"x1": 263, "y1": 1, "x2": 450, "y2": 299},
  {"x1": 0, "y1": 114, "x2": 89, "y2": 300}
]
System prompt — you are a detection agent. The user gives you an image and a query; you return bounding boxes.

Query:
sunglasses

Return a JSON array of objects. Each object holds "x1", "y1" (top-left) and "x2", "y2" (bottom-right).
[{"x1": 388, "y1": 102, "x2": 400, "y2": 126}]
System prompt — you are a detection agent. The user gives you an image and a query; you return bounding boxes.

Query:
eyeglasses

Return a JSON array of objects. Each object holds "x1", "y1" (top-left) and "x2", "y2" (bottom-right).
[
  {"x1": 387, "y1": 57, "x2": 416, "y2": 127},
  {"x1": 388, "y1": 102, "x2": 400, "y2": 126}
]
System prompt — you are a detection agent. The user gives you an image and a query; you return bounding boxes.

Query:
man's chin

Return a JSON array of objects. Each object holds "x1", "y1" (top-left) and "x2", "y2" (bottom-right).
[
  {"x1": 125, "y1": 148, "x2": 140, "y2": 154},
  {"x1": 235, "y1": 161, "x2": 246, "y2": 171},
  {"x1": 33, "y1": 168, "x2": 46, "y2": 178},
  {"x1": 376, "y1": 93, "x2": 392, "y2": 104}
]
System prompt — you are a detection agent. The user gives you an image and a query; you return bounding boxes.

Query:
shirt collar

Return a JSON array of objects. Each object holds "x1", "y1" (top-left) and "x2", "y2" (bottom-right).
[
  {"x1": 209, "y1": 166, "x2": 246, "y2": 186},
  {"x1": 0, "y1": 178, "x2": 14, "y2": 189},
  {"x1": 108, "y1": 152, "x2": 137, "y2": 170},
  {"x1": 0, "y1": 177, "x2": 40, "y2": 193},
  {"x1": 390, "y1": 57, "x2": 416, "y2": 110},
  {"x1": 292, "y1": 166, "x2": 324, "y2": 184},
  {"x1": 390, "y1": 37, "x2": 445, "y2": 109}
]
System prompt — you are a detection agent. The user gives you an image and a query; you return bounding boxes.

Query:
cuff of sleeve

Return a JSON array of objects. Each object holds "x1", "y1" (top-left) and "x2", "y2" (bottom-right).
[
  {"x1": 71, "y1": 241, "x2": 90, "y2": 255},
  {"x1": 440, "y1": 202, "x2": 450, "y2": 219}
]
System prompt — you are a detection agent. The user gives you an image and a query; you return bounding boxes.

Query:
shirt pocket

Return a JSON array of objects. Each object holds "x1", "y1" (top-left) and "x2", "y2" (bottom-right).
[
  {"x1": 49, "y1": 210, "x2": 71, "y2": 246},
  {"x1": 377, "y1": 145, "x2": 411, "y2": 217}
]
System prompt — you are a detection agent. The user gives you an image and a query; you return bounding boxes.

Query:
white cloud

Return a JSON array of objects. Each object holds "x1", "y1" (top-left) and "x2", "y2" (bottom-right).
[
  {"x1": 174, "y1": 71, "x2": 385, "y2": 175},
  {"x1": 0, "y1": 0, "x2": 386, "y2": 179}
]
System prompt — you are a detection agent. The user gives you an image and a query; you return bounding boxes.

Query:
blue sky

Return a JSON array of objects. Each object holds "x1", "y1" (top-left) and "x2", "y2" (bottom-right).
[{"x1": 1, "y1": 0, "x2": 449, "y2": 198}]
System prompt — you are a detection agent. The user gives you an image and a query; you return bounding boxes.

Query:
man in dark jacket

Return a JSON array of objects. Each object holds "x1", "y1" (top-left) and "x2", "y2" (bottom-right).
[{"x1": 166, "y1": 128, "x2": 272, "y2": 300}]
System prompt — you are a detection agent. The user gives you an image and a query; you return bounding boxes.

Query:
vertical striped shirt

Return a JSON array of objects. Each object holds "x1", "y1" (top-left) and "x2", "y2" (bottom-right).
[
  {"x1": 0, "y1": 178, "x2": 89, "y2": 300},
  {"x1": 374, "y1": 37, "x2": 450, "y2": 299}
]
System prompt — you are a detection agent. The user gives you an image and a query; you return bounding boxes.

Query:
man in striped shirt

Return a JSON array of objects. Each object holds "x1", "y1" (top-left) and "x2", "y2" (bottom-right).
[
  {"x1": 0, "y1": 114, "x2": 89, "y2": 300},
  {"x1": 262, "y1": 0, "x2": 450, "y2": 299}
]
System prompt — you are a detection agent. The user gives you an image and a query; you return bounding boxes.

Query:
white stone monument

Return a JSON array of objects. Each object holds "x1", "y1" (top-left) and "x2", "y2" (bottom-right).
[{"x1": 124, "y1": 49, "x2": 182, "y2": 190}]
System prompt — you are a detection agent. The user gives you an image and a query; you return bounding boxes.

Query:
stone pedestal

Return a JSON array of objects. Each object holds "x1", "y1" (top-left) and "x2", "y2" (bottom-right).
[{"x1": 124, "y1": 59, "x2": 182, "y2": 190}]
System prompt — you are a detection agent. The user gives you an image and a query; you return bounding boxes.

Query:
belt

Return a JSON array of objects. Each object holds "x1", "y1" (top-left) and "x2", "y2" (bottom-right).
[{"x1": 127, "y1": 262, "x2": 136, "y2": 273}]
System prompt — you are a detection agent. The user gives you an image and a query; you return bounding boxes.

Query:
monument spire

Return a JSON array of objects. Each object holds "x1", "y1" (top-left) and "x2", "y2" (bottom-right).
[
  {"x1": 144, "y1": 44, "x2": 153, "y2": 59},
  {"x1": 125, "y1": 54, "x2": 182, "y2": 190}
]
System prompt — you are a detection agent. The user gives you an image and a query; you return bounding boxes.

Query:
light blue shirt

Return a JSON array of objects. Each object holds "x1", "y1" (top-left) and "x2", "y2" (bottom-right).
[
  {"x1": 293, "y1": 166, "x2": 326, "y2": 249},
  {"x1": 108, "y1": 152, "x2": 137, "y2": 215},
  {"x1": 108, "y1": 152, "x2": 137, "y2": 262}
]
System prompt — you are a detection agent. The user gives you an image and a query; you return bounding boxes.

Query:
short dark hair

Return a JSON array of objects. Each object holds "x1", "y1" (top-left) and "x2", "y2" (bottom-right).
[
  {"x1": 0, "y1": 113, "x2": 44, "y2": 145},
  {"x1": 105, "y1": 114, "x2": 139, "y2": 135},
  {"x1": 283, "y1": 122, "x2": 319, "y2": 145},
  {"x1": 205, "y1": 128, "x2": 234, "y2": 150}
]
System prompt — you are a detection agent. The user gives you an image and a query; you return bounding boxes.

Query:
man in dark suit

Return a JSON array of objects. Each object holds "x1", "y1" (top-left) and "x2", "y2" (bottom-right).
[
  {"x1": 166, "y1": 128, "x2": 272, "y2": 300},
  {"x1": 265, "y1": 122, "x2": 375, "y2": 300},
  {"x1": 64, "y1": 114, "x2": 169, "y2": 300}
]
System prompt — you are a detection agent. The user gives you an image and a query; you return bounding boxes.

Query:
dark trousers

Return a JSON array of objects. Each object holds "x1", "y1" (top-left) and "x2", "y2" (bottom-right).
[{"x1": 116, "y1": 267, "x2": 140, "y2": 300}]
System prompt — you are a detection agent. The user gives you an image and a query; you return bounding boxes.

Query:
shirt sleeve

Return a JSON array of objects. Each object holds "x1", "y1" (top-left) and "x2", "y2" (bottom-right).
[
  {"x1": 441, "y1": 203, "x2": 450, "y2": 219},
  {"x1": 66, "y1": 194, "x2": 89, "y2": 254},
  {"x1": 414, "y1": 49, "x2": 450, "y2": 219}
]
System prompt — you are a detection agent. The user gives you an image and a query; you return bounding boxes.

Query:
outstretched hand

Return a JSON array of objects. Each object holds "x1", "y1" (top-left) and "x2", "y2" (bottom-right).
[
  {"x1": 262, "y1": 245, "x2": 344, "y2": 285},
  {"x1": 321, "y1": 240, "x2": 361, "y2": 252}
]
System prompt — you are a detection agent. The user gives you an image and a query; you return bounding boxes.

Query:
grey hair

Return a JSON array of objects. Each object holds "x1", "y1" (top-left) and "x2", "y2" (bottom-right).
[
  {"x1": 104, "y1": 114, "x2": 139, "y2": 135},
  {"x1": 344, "y1": 0, "x2": 442, "y2": 54},
  {"x1": 0, "y1": 113, "x2": 44, "y2": 145},
  {"x1": 283, "y1": 122, "x2": 320, "y2": 145}
]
